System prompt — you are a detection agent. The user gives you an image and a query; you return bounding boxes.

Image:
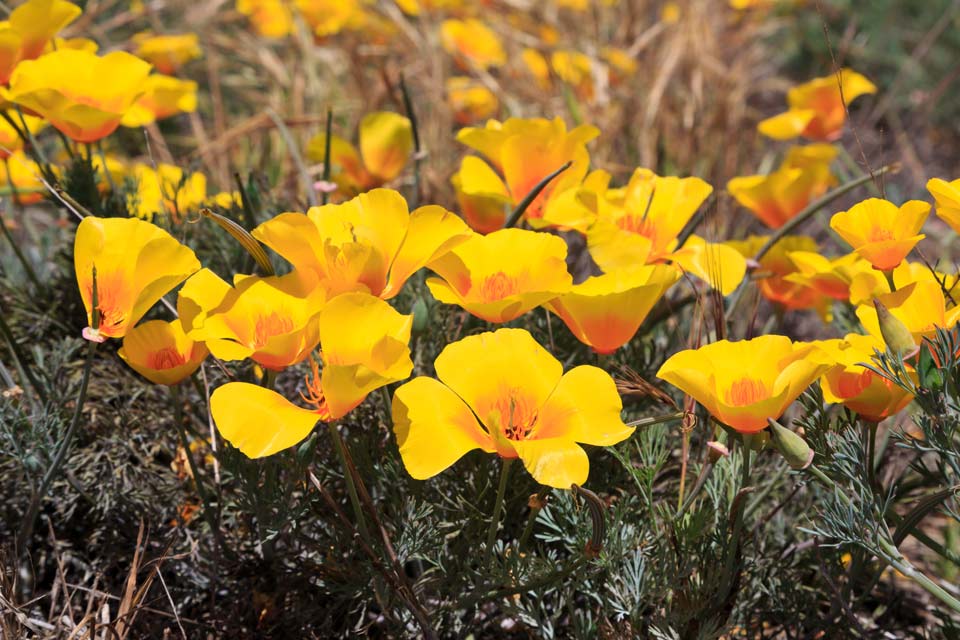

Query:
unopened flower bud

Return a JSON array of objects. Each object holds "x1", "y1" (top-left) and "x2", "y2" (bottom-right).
[
  {"x1": 874, "y1": 298, "x2": 918, "y2": 359},
  {"x1": 411, "y1": 298, "x2": 429, "y2": 336},
  {"x1": 767, "y1": 418, "x2": 814, "y2": 469}
]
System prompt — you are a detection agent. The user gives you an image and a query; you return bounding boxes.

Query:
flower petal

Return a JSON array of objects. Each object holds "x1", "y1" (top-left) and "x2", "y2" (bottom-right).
[{"x1": 211, "y1": 382, "x2": 320, "y2": 458}]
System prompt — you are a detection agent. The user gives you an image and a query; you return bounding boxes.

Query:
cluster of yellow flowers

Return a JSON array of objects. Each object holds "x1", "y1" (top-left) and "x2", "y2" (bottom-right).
[{"x1": 9, "y1": 0, "x2": 958, "y2": 498}]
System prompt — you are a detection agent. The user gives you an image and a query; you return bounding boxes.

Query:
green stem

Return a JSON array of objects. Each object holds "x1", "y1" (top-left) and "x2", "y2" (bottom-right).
[
  {"x1": 327, "y1": 421, "x2": 373, "y2": 547},
  {"x1": 518, "y1": 487, "x2": 549, "y2": 551},
  {"x1": 864, "y1": 419, "x2": 878, "y2": 488},
  {"x1": 883, "y1": 269, "x2": 897, "y2": 293},
  {"x1": 484, "y1": 457, "x2": 514, "y2": 566},
  {"x1": 0, "y1": 205, "x2": 41, "y2": 291},
  {"x1": 17, "y1": 339, "x2": 96, "y2": 556}
]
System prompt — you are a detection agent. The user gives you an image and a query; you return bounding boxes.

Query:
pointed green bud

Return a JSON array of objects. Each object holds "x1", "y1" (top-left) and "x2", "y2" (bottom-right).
[
  {"x1": 874, "y1": 298, "x2": 918, "y2": 359},
  {"x1": 411, "y1": 298, "x2": 429, "y2": 335},
  {"x1": 767, "y1": 418, "x2": 814, "y2": 470}
]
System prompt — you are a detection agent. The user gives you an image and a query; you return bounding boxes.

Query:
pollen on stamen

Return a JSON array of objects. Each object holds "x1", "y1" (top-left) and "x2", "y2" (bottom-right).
[
  {"x1": 300, "y1": 357, "x2": 333, "y2": 421},
  {"x1": 724, "y1": 377, "x2": 769, "y2": 407}
]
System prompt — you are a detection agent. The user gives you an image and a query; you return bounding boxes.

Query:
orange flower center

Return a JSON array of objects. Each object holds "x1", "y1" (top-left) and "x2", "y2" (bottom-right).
[
  {"x1": 477, "y1": 271, "x2": 519, "y2": 302},
  {"x1": 616, "y1": 213, "x2": 656, "y2": 238},
  {"x1": 300, "y1": 357, "x2": 333, "y2": 421},
  {"x1": 867, "y1": 227, "x2": 894, "y2": 242},
  {"x1": 835, "y1": 369, "x2": 873, "y2": 399},
  {"x1": 253, "y1": 312, "x2": 294, "y2": 347},
  {"x1": 147, "y1": 347, "x2": 187, "y2": 370},
  {"x1": 87, "y1": 275, "x2": 128, "y2": 334},
  {"x1": 490, "y1": 391, "x2": 538, "y2": 441},
  {"x1": 724, "y1": 377, "x2": 769, "y2": 407}
]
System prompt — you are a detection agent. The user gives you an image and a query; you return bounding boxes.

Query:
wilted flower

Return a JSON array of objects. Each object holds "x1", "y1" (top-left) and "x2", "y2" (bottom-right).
[
  {"x1": 392, "y1": 328, "x2": 633, "y2": 488},
  {"x1": 0, "y1": 0, "x2": 81, "y2": 84},
  {"x1": 131, "y1": 32, "x2": 202, "y2": 74},
  {"x1": 727, "y1": 144, "x2": 837, "y2": 228},
  {"x1": 210, "y1": 292, "x2": 413, "y2": 458},
  {"x1": 440, "y1": 19, "x2": 506, "y2": 70},
  {"x1": 657, "y1": 335, "x2": 828, "y2": 433},
  {"x1": 253, "y1": 188, "x2": 471, "y2": 299},
  {"x1": 121, "y1": 74, "x2": 198, "y2": 127},
  {"x1": 426, "y1": 228, "x2": 572, "y2": 323},
  {"x1": 830, "y1": 198, "x2": 929, "y2": 272},
  {"x1": 306, "y1": 112, "x2": 413, "y2": 197},
  {"x1": 9, "y1": 49, "x2": 152, "y2": 142},
  {"x1": 815, "y1": 334, "x2": 914, "y2": 423},
  {"x1": 758, "y1": 69, "x2": 876, "y2": 141},
  {"x1": 119, "y1": 319, "x2": 208, "y2": 385},
  {"x1": 74, "y1": 216, "x2": 200, "y2": 340},
  {"x1": 545, "y1": 264, "x2": 679, "y2": 354},
  {"x1": 456, "y1": 117, "x2": 599, "y2": 227}
]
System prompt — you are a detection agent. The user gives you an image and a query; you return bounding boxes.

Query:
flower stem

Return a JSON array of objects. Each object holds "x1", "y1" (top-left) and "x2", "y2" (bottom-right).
[
  {"x1": 484, "y1": 457, "x2": 514, "y2": 566},
  {"x1": 17, "y1": 338, "x2": 97, "y2": 557},
  {"x1": 518, "y1": 487, "x2": 549, "y2": 551},
  {"x1": 327, "y1": 421, "x2": 373, "y2": 548}
]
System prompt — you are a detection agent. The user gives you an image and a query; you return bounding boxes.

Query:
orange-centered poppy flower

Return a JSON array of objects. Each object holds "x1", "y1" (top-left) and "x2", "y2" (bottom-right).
[
  {"x1": 727, "y1": 144, "x2": 837, "y2": 228},
  {"x1": 305, "y1": 112, "x2": 413, "y2": 198},
  {"x1": 210, "y1": 292, "x2": 413, "y2": 458},
  {"x1": 728, "y1": 235, "x2": 828, "y2": 314},
  {"x1": 120, "y1": 74, "x2": 197, "y2": 128},
  {"x1": 253, "y1": 188, "x2": 471, "y2": 299},
  {"x1": 829, "y1": 198, "x2": 929, "y2": 272},
  {"x1": 0, "y1": 0, "x2": 81, "y2": 84},
  {"x1": 856, "y1": 280, "x2": 960, "y2": 351},
  {"x1": 74, "y1": 216, "x2": 200, "y2": 340},
  {"x1": 131, "y1": 32, "x2": 202, "y2": 74},
  {"x1": 9, "y1": 49, "x2": 152, "y2": 143},
  {"x1": 455, "y1": 117, "x2": 599, "y2": 228},
  {"x1": 119, "y1": 319, "x2": 208, "y2": 386},
  {"x1": 446, "y1": 76, "x2": 499, "y2": 125},
  {"x1": 784, "y1": 251, "x2": 873, "y2": 302},
  {"x1": 758, "y1": 69, "x2": 877, "y2": 141},
  {"x1": 815, "y1": 334, "x2": 914, "y2": 423},
  {"x1": 392, "y1": 328, "x2": 633, "y2": 488},
  {"x1": 927, "y1": 177, "x2": 960, "y2": 234},
  {"x1": 187, "y1": 270, "x2": 326, "y2": 371},
  {"x1": 426, "y1": 228, "x2": 573, "y2": 323},
  {"x1": 657, "y1": 335, "x2": 828, "y2": 433},
  {"x1": 545, "y1": 264, "x2": 679, "y2": 354},
  {"x1": 440, "y1": 19, "x2": 506, "y2": 70}
]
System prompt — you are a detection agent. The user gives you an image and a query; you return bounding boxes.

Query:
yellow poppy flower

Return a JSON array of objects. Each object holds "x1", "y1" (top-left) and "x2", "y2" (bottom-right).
[
  {"x1": 127, "y1": 163, "x2": 208, "y2": 222},
  {"x1": 601, "y1": 47, "x2": 637, "y2": 84},
  {"x1": 253, "y1": 188, "x2": 471, "y2": 299},
  {"x1": 446, "y1": 76, "x2": 499, "y2": 125},
  {"x1": 728, "y1": 235, "x2": 828, "y2": 314},
  {"x1": 784, "y1": 251, "x2": 873, "y2": 301},
  {"x1": 758, "y1": 69, "x2": 876, "y2": 141},
  {"x1": 815, "y1": 334, "x2": 913, "y2": 423},
  {"x1": 426, "y1": 228, "x2": 572, "y2": 323},
  {"x1": 440, "y1": 19, "x2": 506, "y2": 70},
  {"x1": 0, "y1": 110, "x2": 45, "y2": 159},
  {"x1": 210, "y1": 292, "x2": 413, "y2": 458},
  {"x1": 305, "y1": 111, "x2": 413, "y2": 197},
  {"x1": 545, "y1": 264, "x2": 679, "y2": 354},
  {"x1": 1, "y1": 149, "x2": 47, "y2": 204},
  {"x1": 131, "y1": 32, "x2": 201, "y2": 74},
  {"x1": 74, "y1": 216, "x2": 200, "y2": 340},
  {"x1": 657, "y1": 335, "x2": 828, "y2": 433},
  {"x1": 540, "y1": 169, "x2": 611, "y2": 233},
  {"x1": 187, "y1": 270, "x2": 326, "y2": 371},
  {"x1": 727, "y1": 144, "x2": 837, "y2": 228},
  {"x1": 856, "y1": 280, "x2": 960, "y2": 351},
  {"x1": 119, "y1": 319, "x2": 208, "y2": 385},
  {"x1": 121, "y1": 74, "x2": 197, "y2": 127},
  {"x1": 451, "y1": 155, "x2": 511, "y2": 234},
  {"x1": 521, "y1": 48, "x2": 551, "y2": 90},
  {"x1": 456, "y1": 117, "x2": 599, "y2": 227},
  {"x1": 236, "y1": 0, "x2": 294, "y2": 37},
  {"x1": 48, "y1": 36, "x2": 98, "y2": 53},
  {"x1": 295, "y1": 0, "x2": 365, "y2": 37},
  {"x1": 847, "y1": 260, "x2": 960, "y2": 306},
  {"x1": 392, "y1": 328, "x2": 633, "y2": 488},
  {"x1": 0, "y1": 0, "x2": 81, "y2": 84},
  {"x1": 551, "y1": 50, "x2": 594, "y2": 101},
  {"x1": 9, "y1": 49, "x2": 152, "y2": 143},
  {"x1": 927, "y1": 177, "x2": 960, "y2": 234},
  {"x1": 830, "y1": 198, "x2": 929, "y2": 272}
]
